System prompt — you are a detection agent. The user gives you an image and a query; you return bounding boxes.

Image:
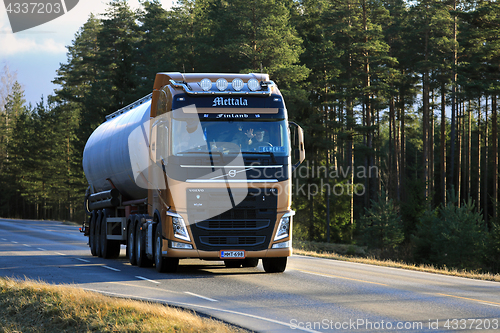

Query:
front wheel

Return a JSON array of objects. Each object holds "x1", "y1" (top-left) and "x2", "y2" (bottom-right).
[
  {"x1": 262, "y1": 257, "x2": 287, "y2": 273},
  {"x1": 155, "y1": 223, "x2": 179, "y2": 273}
]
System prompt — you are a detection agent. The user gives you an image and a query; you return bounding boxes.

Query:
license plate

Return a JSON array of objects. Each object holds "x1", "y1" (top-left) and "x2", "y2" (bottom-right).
[{"x1": 220, "y1": 250, "x2": 245, "y2": 259}]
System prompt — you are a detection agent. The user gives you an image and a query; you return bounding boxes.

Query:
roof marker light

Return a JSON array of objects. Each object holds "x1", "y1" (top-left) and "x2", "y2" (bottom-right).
[
  {"x1": 216, "y1": 78, "x2": 229, "y2": 91},
  {"x1": 200, "y1": 78, "x2": 212, "y2": 91},
  {"x1": 232, "y1": 78, "x2": 244, "y2": 91},
  {"x1": 248, "y1": 78, "x2": 260, "y2": 91}
]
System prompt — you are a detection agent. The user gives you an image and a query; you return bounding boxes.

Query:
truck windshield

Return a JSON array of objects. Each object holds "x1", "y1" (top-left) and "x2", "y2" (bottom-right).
[{"x1": 171, "y1": 119, "x2": 290, "y2": 157}]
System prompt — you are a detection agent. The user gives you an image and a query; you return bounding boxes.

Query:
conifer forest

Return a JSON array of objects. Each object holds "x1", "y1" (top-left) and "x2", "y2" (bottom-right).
[{"x1": 1, "y1": 0, "x2": 500, "y2": 272}]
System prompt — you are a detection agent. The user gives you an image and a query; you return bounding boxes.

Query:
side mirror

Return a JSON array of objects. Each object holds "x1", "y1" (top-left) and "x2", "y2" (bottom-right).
[{"x1": 289, "y1": 121, "x2": 305, "y2": 171}]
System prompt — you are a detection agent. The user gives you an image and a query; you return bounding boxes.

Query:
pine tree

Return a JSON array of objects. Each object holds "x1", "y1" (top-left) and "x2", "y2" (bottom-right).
[
  {"x1": 0, "y1": 82, "x2": 27, "y2": 217},
  {"x1": 97, "y1": 0, "x2": 142, "y2": 110},
  {"x1": 199, "y1": 0, "x2": 308, "y2": 86},
  {"x1": 53, "y1": 14, "x2": 102, "y2": 148}
]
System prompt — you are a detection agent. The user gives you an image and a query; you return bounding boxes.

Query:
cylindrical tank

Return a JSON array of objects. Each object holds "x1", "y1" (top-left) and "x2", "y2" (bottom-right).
[{"x1": 83, "y1": 98, "x2": 151, "y2": 200}]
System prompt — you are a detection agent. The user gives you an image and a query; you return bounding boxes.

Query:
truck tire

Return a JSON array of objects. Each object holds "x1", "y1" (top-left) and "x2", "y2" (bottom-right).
[
  {"x1": 262, "y1": 257, "x2": 287, "y2": 273},
  {"x1": 89, "y1": 211, "x2": 97, "y2": 256},
  {"x1": 127, "y1": 217, "x2": 136, "y2": 265},
  {"x1": 96, "y1": 210, "x2": 103, "y2": 257},
  {"x1": 100, "y1": 209, "x2": 121, "y2": 259},
  {"x1": 242, "y1": 258, "x2": 259, "y2": 268},
  {"x1": 154, "y1": 223, "x2": 178, "y2": 273},
  {"x1": 136, "y1": 215, "x2": 153, "y2": 267}
]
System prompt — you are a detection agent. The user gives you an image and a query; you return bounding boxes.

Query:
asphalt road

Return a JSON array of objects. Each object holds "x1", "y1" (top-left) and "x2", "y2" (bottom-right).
[{"x1": 1, "y1": 218, "x2": 499, "y2": 332}]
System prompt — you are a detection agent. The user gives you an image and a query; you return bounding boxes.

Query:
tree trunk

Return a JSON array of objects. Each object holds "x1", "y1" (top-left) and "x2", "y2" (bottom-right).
[
  {"x1": 478, "y1": 97, "x2": 481, "y2": 213},
  {"x1": 441, "y1": 84, "x2": 447, "y2": 205},
  {"x1": 467, "y1": 101, "x2": 471, "y2": 200},
  {"x1": 458, "y1": 100, "x2": 462, "y2": 207},
  {"x1": 493, "y1": 95, "x2": 498, "y2": 220},
  {"x1": 484, "y1": 97, "x2": 489, "y2": 226},
  {"x1": 449, "y1": 0, "x2": 457, "y2": 199},
  {"x1": 431, "y1": 95, "x2": 435, "y2": 203}
]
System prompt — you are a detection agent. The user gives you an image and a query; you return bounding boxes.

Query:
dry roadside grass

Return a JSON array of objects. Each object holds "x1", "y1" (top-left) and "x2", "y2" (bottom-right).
[
  {"x1": 293, "y1": 249, "x2": 500, "y2": 283},
  {"x1": 0, "y1": 277, "x2": 246, "y2": 333}
]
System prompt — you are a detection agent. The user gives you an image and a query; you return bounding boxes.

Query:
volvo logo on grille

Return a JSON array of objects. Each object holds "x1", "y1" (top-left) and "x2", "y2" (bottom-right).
[{"x1": 228, "y1": 170, "x2": 237, "y2": 178}]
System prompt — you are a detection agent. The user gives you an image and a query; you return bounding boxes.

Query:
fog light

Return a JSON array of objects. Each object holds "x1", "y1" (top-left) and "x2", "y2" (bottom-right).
[
  {"x1": 171, "y1": 241, "x2": 193, "y2": 249},
  {"x1": 272, "y1": 240, "x2": 290, "y2": 249}
]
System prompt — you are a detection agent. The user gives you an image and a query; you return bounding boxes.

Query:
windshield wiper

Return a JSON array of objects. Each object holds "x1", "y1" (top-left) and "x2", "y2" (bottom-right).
[{"x1": 242, "y1": 151, "x2": 277, "y2": 164}]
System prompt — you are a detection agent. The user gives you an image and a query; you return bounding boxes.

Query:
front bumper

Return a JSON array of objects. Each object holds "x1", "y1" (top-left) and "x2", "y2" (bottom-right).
[{"x1": 160, "y1": 246, "x2": 292, "y2": 259}]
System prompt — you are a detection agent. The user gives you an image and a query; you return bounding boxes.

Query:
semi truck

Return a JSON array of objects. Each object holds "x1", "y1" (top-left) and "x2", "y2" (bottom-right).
[{"x1": 80, "y1": 72, "x2": 305, "y2": 273}]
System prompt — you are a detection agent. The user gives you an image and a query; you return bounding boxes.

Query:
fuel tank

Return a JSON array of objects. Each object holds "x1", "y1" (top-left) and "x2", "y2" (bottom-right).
[{"x1": 82, "y1": 97, "x2": 151, "y2": 200}]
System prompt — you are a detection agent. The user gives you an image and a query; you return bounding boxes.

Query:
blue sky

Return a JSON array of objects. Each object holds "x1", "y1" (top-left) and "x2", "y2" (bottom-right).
[{"x1": 0, "y1": 0, "x2": 173, "y2": 107}]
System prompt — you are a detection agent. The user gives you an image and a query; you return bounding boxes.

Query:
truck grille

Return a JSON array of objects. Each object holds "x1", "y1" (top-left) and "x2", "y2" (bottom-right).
[
  {"x1": 199, "y1": 236, "x2": 266, "y2": 246},
  {"x1": 187, "y1": 188, "x2": 277, "y2": 251},
  {"x1": 196, "y1": 220, "x2": 270, "y2": 230}
]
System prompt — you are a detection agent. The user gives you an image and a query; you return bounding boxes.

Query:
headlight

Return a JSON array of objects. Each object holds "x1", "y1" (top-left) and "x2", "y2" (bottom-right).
[
  {"x1": 232, "y1": 78, "x2": 244, "y2": 91},
  {"x1": 274, "y1": 211, "x2": 294, "y2": 241},
  {"x1": 247, "y1": 78, "x2": 260, "y2": 91},
  {"x1": 200, "y1": 78, "x2": 212, "y2": 91},
  {"x1": 216, "y1": 78, "x2": 228, "y2": 91},
  {"x1": 168, "y1": 212, "x2": 191, "y2": 241}
]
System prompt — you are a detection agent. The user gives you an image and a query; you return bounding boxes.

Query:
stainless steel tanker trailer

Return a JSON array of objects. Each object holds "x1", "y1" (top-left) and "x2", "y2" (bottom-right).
[{"x1": 80, "y1": 72, "x2": 305, "y2": 273}]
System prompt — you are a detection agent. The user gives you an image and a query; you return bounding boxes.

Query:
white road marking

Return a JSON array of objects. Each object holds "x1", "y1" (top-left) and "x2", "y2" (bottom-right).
[
  {"x1": 103, "y1": 266, "x2": 120, "y2": 272},
  {"x1": 295, "y1": 268, "x2": 388, "y2": 286},
  {"x1": 11, "y1": 241, "x2": 18, "y2": 244},
  {"x1": 1, "y1": 238, "x2": 6, "y2": 241},
  {"x1": 55, "y1": 252, "x2": 66, "y2": 256},
  {"x1": 82, "y1": 288, "x2": 321, "y2": 333},
  {"x1": 480, "y1": 302, "x2": 500, "y2": 307},
  {"x1": 37, "y1": 248, "x2": 46, "y2": 251},
  {"x1": 185, "y1": 291, "x2": 218, "y2": 302},
  {"x1": 136, "y1": 276, "x2": 160, "y2": 284},
  {"x1": 75, "y1": 258, "x2": 90, "y2": 263}
]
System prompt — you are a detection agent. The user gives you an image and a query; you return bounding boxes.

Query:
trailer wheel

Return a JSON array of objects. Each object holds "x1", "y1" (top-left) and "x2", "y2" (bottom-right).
[
  {"x1": 154, "y1": 223, "x2": 178, "y2": 273},
  {"x1": 100, "y1": 209, "x2": 121, "y2": 259},
  {"x1": 89, "y1": 211, "x2": 97, "y2": 256},
  {"x1": 262, "y1": 257, "x2": 287, "y2": 273},
  {"x1": 96, "y1": 210, "x2": 103, "y2": 257},
  {"x1": 99, "y1": 210, "x2": 109, "y2": 258},
  {"x1": 136, "y1": 215, "x2": 153, "y2": 267},
  {"x1": 127, "y1": 217, "x2": 136, "y2": 265}
]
